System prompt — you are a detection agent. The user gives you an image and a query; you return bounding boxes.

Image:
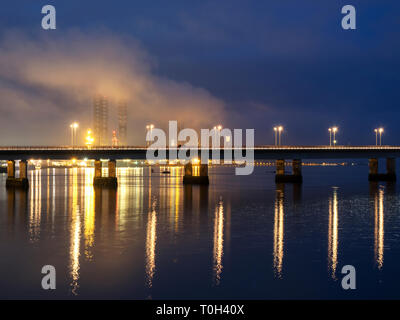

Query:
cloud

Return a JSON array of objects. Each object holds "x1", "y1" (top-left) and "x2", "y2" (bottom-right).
[{"x1": 0, "y1": 30, "x2": 226, "y2": 145}]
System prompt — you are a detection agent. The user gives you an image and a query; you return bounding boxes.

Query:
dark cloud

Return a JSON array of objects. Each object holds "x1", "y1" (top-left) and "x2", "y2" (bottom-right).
[{"x1": 0, "y1": 1, "x2": 399, "y2": 145}]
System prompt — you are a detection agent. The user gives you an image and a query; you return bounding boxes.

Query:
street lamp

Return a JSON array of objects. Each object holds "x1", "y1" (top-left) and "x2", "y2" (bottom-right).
[
  {"x1": 378, "y1": 128, "x2": 384, "y2": 146},
  {"x1": 278, "y1": 126, "x2": 283, "y2": 146},
  {"x1": 374, "y1": 129, "x2": 378, "y2": 146},
  {"x1": 329, "y1": 127, "x2": 338, "y2": 146},
  {"x1": 213, "y1": 125, "x2": 223, "y2": 146},
  {"x1": 273, "y1": 126, "x2": 283, "y2": 146},
  {"x1": 146, "y1": 124, "x2": 154, "y2": 147},
  {"x1": 70, "y1": 122, "x2": 79, "y2": 146}
]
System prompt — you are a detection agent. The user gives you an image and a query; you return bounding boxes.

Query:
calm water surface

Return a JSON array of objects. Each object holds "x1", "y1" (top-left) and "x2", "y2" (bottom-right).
[{"x1": 1, "y1": 165, "x2": 400, "y2": 299}]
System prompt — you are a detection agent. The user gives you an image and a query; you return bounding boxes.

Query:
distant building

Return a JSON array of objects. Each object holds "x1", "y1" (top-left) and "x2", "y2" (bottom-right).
[
  {"x1": 93, "y1": 95, "x2": 108, "y2": 146},
  {"x1": 118, "y1": 100, "x2": 128, "y2": 146}
]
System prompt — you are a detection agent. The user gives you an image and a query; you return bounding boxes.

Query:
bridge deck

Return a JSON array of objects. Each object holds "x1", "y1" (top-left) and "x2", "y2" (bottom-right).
[{"x1": 0, "y1": 146, "x2": 400, "y2": 160}]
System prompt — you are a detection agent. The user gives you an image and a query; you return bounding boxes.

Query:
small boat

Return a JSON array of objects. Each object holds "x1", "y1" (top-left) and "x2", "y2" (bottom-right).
[{"x1": 161, "y1": 170, "x2": 171, "y2": 174}]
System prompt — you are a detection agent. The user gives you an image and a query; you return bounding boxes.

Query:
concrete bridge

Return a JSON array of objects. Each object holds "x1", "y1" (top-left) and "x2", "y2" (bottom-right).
[{"x1": 0, "y1": 146, "x2": 399, "y2": 188}]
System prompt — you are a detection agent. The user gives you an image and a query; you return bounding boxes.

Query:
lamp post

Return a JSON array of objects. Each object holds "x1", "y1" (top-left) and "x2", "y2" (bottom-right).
[
  {"x1": 278, "y1": 126, "x2": 283, "y2": 146},
  {"x1": 70, "y1": 122, "x2": 79, "y2": 146},
  {"x1": 374, "y1": 129, "x2": 378, "y2": 146},
  {"x1": 146, "y1": 124, "x2": 154, "y2": 147},
  {"x1": 328, "y1": 127, "x2": 338, "y2": 146},
  {"x1": 379, "y1": 128, "x2": 384, "y2": 146},
  {"x1": 273, "y1": 127, "x2": 277, "y2": 146},
  {"x1": 213, "y1": 124, "x2": 223, "y2": 146},
  {"x1": 332, "y1": 127, "x2": 338, "y2": 146}
]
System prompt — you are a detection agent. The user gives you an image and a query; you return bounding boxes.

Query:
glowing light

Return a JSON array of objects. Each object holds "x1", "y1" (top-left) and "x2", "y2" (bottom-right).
[
  {"x1": 70, "y1": 122, "x2": 79, "y2": 146},
  {"x1": 273, "y1": 125, "x2": 284, "y2": 146},
  {"x1": 85, "y1": 129, "x2": 94, "y2": 148},
  {"x1": 329, "y1": 126, "x2": 339, "y2": 146},
  {"x1": 70, "y1": 122, "x2": 79, "y2": 129},
  {"x1": 374, "y1": 127, "x2": 384, "y2": 146}
]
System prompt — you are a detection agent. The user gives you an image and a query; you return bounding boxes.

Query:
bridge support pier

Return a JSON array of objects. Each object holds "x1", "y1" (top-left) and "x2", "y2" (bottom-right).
[
  {"x1": 275, "y1": 159, "x2": 303, "y2": 183},
  {"x1": 183, "y1": 162, "x2": 209, "y2": 185},
  {"x1": 93, "y1": 160, "x2": 118, "y2": 187},
  {"x1": 6, "y1": 160, "x2": 29, "y2": 189},
  {"x1": 368, "y1": 158, "x2": 396, "y2": 181}
]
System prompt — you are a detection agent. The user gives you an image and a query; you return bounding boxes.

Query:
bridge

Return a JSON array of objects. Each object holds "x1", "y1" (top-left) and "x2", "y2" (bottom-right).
[{"x1": 0, "y1": 146, "x2": 398, "y2": 188}]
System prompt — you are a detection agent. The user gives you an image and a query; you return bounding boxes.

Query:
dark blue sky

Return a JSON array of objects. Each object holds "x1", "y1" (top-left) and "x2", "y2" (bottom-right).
[{"x1": 1, "y1": 1, "x2": 399, "y2": 145}]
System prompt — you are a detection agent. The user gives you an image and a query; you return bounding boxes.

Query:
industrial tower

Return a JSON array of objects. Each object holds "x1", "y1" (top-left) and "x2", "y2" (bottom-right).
[
  {"x1": 93, "y1": 95, "x2": 109, "y2": 146},
  {"x1": 118, "y1": 100, "x2": 128, "y2": 146}
]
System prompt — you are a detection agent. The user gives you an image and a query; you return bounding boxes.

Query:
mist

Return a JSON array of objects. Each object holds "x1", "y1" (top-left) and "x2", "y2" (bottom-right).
[{"x1": 0, "y1": 30, "x2": 226, "y2": 145}]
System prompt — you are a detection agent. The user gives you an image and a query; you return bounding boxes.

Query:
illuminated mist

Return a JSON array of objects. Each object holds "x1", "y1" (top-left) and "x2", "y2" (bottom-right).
[{"x1": 0, "y1": 30, "x2": 226, "y2": 145}]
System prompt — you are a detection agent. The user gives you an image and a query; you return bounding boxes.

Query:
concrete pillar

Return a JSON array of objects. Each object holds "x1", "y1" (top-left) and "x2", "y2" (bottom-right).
[
  {"x1": 369, "y1": 158, "x2": 378, "y2": 175},
  {"x1": 275, "y1": 159, "x2": 302, "y2": 183},
  {"x1": 292, "y1": 159, "x2": 302, "y2": 176},
  {"x1": 184, "y1": 162, "x2": 193, "y2": 177},
  {"x1": 93, "y1": 160, "x2": 118, "y2": 188},
  {"x1": 19, "y1": 160, "x2": 28, "y2": 179},
  {"x1": 200, "y1": 164, "x2": 208, "y2": 177},
  {"x1": 6, "y1": 160, "x2": 28, "y2": 188},
  {"x1": 108, "y1": 160, "x2": 117, "y2": 178},
  {"x1": 7, "y1": 160, "x2": 15, "y2": 178},
  {"x1": 183, "y1": 161, "x2": 209, "y2": 185},
  {"x1": 94, "y1": 160, "x2": 102, "y2": 178},
  {"x1": 368, "y1": 158, "x2": 396, "y2": 181},
  {"x1": 387, "y1": 158, "x2": 396, "y2": 175},
  {"x1": 276, "y1": 160, "x2": 285, "y2": 175}
]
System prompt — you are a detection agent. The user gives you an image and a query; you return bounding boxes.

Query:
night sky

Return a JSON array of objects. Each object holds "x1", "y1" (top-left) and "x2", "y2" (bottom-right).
[{"x1": 0, "y1": 1, "x2": 399, "y2": 145}]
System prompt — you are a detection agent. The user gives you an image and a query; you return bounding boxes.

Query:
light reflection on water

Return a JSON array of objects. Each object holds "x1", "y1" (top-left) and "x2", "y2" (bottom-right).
[
  {"x1": 328, "y1": 187, "x2": 339, "y2": 280},
  {"x1": 373, "y1": 183, "x2": 385, "y2": 270},
  {"x1": 0, "y1": 165, "x2": 400, "y2": 299},
  {"x1": 213, "y1": 198, "x2": 224, "y2": 285},
  {"x1": 273, "y1": 184, "x2": 284, "y2": 278}
]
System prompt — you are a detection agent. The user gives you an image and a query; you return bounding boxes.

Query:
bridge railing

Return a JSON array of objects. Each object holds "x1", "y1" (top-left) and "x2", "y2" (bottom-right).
[{"x1": 0, "y1": 145, "x2": 400, "y2": 151}]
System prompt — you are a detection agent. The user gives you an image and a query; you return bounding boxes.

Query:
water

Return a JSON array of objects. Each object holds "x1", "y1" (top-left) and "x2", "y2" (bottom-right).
[{"x1": 0, "y1": 164, "x2": 400, "y2": 299}]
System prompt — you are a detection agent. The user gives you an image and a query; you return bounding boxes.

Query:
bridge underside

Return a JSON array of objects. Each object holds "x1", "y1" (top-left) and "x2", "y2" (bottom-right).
[
  {"x1": 183, "y1": 163, "x2": 209, "y2": 185},
  {"x1": 275, "y1": 159, "x2": 303, "y2": 183},
  {"x1": 368, "y1": 158, "x2": 396, "y2": 181},
  {"x1": 93, "y1": 160, "x2": 118, "y2": 187},
  {"x1": 5, "y1": 160, "x2": 29, "y2": 189},
  {"x1": 0, "y1": 148, "x2": 397, "y2": 188}
]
